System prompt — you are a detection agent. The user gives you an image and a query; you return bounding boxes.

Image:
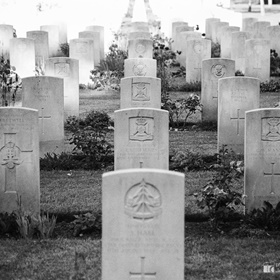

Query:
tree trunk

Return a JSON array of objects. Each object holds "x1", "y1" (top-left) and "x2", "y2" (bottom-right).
[
  {"x1": 260, "y1": 0, "x2": 265, "y2": 16},
  {"x1": 248, "y1": 0, "x2": 252, "y2": 12}
]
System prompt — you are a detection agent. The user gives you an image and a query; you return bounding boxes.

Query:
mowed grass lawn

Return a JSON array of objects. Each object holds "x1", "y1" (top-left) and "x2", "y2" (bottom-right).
[{"x1": 1, "y1": 89, "x2": 280, "y2": 280}]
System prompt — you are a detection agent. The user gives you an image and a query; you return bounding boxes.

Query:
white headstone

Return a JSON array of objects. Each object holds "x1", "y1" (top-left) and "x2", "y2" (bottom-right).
[
  {"x1": 45, "y1": 57, "x2": 79, "y2": 117},
  {"x1": 128, "y1": 39, "x2": 153, "y2": 59},
  {"x1": 114, "y1": 108, "x2": 169, "y2": 170},
  {"x1": 186, "y1": 38, "x2": 211, "y2": 83},
  {"x1": 22, "y1": 76, "x2": 64, "y2": 157},
  {"x1": 79, "y1": 31, "x2": 101, "y2": 68},
  {"x1": 130, "y1": 21, "x2": 150, "y2": 33},
  {"x1": 26, "y1": 31, "x2": 49, "y2": 70},
  {"x1": 124, "y1": 58, "x2": 157, "y2": 78},
  {"x1": 40, "y1": 25, "x2": 60, "y2": 57},
  {"x1": 9, "y1": 38, "x2": 35, "y2": 78},
  {"x1": 211, "y1": 21, "x2": 229, "y2": 44},
  {"x1": 102, "y1": 168, "x2": 185, "y2": 280},
  {"x1": 201, "y1": 58, "x2": 235, "y2": 122},
  {"x1": 120, "y1": 76, "x2": 161, "y2": 109},
  {"x1": 245, "y1": 108, "x2": 280, "y2": 212},
  {"x1": 216, "y1": 22, "x2": 230, "y2": 44},
  {"x1": 242, "y1": 17, "x2": 257, "y2": 36},
  {"x1": 85, "y1": 25, "x2": 105, "y2": 60},
  {"x1": 128, "y1": 31, "x2": 151, "y2": 40},
  {"x1": 205, "y1": 18, "x2": 220, "y2": 40},
  {"x1": 218, "y1": 77, "x2": 260, "y2": 154},
  {"x1": 220, "y1": 26, "x2": 240, "y2": 59},
  {"x1": 0, "y1": 107, "x2": 39, "y2": 214},
  {"x1": 69, "y1": 38, "x2": 94, "y2": 84},
  {"x1": 245, "y1": 39, "x2": 270, "y2": 82},
  {"x1": 0, "y1": 24, "x2": 13, "y2": 60},
  {"x1": 171, "y1": 21, "x2": 188, "y2": 50},
  {"x1": 231, "y1": 31, "x2": 250, "y2": 74},
  {"x1": 252, "y1": 21, "x2": 270, "y2": 39},
  {"x1": 267, "y1": 25, "x2": 280, "y2": 55},
  {"x1": 174, "y1": 25, "x2": 194, "y2": 53}
]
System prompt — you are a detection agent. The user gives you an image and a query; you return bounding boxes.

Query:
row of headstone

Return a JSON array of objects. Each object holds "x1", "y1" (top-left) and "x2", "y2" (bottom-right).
[{"x1": 102, "y1": 21, "x2": 185, "y2": 279}]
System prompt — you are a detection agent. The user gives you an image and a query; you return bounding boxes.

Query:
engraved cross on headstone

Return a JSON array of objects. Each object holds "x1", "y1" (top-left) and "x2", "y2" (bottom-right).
[
  {"x1": 230, "y1": 109, "x2": 245, "y2": 135},
  {"x1": 264, "y1": 162, "x2": 280, "y2": 195},
  {"x1": 38, "y1": 107, "x2": 51, "y2": 135},
  {"x1": 130, "y1": 257, "x2": 156, "y2": 280}
]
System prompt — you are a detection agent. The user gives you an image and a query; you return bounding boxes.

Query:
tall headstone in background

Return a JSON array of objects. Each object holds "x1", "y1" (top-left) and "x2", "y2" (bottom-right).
[
  {"x1": 242, "y1": 17, "x2": 257, "y2": 36},
  {"x1": 252, "y1": 21, "x2": 270, "y2": 39},
  {"x1": 40, "y1": 25, "x2": 60, "y2": 57},
  {"x1": 171, "y1": 21, "x2": 188, "y2": 50},
  {"x1": 231, "y1": 31, "x2": 250, "y2": 73},
  {"x1": 201, "y1": 58, "x2": 235, "y2": 122},
  {"x1": 70, "y1": 38, "x2": 94, "y2": 84},
  {"x1": 212, "y1": 21, "x2": 229, "y2": 44},
  {"x1": 130, "y1": 21, "x2": 150, "y2": 33},
  {"x1": 174, "y1": 25, "x2": 194, "y2": 54},
  {"x1": 267, "y1": 26, "x2": 280, "y2": 55},
  {"x1": 0, "y1": 24, "x2": 13, "y2": 60},
  {"x1": 45, "y1": 57, "x2": 79, "y2": 117},
  {"x1": 218, "y1": 77, "x2": 260, "y2": 154},
  {"x1": 102, "y1": 169, "x2": 185, "y2": 280},
  {"x1": 205, "y1": 18, "x2": 220, "y2": 40},
  {"x1": 22, "y1": 76, "x2": 64, "y2": 157},
  {"x1": 26, "y1": 31, "x2": 49, "y2": 70},
  {"x1": 114, "y1": 108, "x2": 169, "y2": 170},
  {"x1": 85, "y1": 25, "x2": 105, "y2": 60},
  {"x1": 220, "y1": 26, "x2": 240, "y2": 58},
  {"x1": 128, "y1": 39, "x2": 153, "y2": 58},
  {"x1": 245, "y1": 39, "x2": 270, "y2": 82},
  {"x1": 216, "y1": 22, "x2": 230, "y2": 44},
  {"x1": 245, "y1": 108, "x2": 280, "y2": 212},
  {"x1": 124, "y1": 58, "x2": 157, "y2": 78},
  {"x1": 128, "y1": 31, "x2": 151, "y2": 40},
  {"x1": 57, "y1": 22, "x2": 67, "y2": 45},
  {"x1": 79, "y1": 31, "x2": 101, "y2": 68},
  {"x1": 177, "y1": 31, "x2": 201, "y2": 67},
  {"x1": 9, "y1": 38, "x2": 35, "y2": 78},
  {"x1": 186, "y1": 38, "x2": 211, "y2": 83},
  {"x1": 0, "y1": 107, "x2": 39, "y2": 214},
  {"x1": 120, "y1": 77, "x2": 161, "y2": 109}
]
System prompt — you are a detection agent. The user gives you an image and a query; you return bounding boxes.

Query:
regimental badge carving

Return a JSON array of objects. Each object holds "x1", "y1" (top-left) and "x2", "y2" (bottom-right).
[
  {"x1": 135, "y1": 43, "x2": 146, "y2": 57},
  {"x1": 0, "y1": 141, "x2": 22, "y2": 169},
  {"x1": 124, "y1": 179, "x2": 162, "y2": 221},
  {"x1": 54, "y1": 62, "x2": 70, "y2": 77},
  {"x1": 129, "y1": 117, "x2": 154, "y2": 141},
  {"x1": 76, "y1": 42, "x2": 87, "y2": 53},
  {"x1": 133, "y1": 63, "x2": 147, "y2": 76},
  {"x1": 193, "y1": 41, "x2": 202, "y2": 54},
  {"x1": 211, "y1": 64, "x2": 226, "y2": 78},
  {"x1": 132, "y1": 82, "x2": 150, "y2": 101},
  {"x1": 262, "y1": 117, "x2": 280, "y2": 141}
]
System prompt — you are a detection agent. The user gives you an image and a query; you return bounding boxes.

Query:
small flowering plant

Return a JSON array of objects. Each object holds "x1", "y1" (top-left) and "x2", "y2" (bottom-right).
[{"x1": 194, "y1": 146, "x2": 244, "y2": 228}]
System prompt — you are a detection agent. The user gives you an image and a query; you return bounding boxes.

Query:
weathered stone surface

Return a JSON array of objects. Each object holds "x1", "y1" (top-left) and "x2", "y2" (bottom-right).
[
  {"x1": 124, "y1": 58, "x2": 157, "y2": 78},
  {"x1": 252, "y1": 21, "x2": 270, "y2": 39},
  {"x1": 40, "y1": 25, "x2": 60, "y2": 57},
  {"x1": 128, "y1": 39, "x2": 153, "y2": 58},
  {"x1": 205, "y1": 18, "x2": 220, "y2": 40},
  {"x1": 85, "y1": 25, "x2": 105, "y2": 60},
  {"x1": 220, "y1": 26, "x2": 240, "y2": 58},
  {"x1": 0, "y1": 24, "x2": 13, "y2": 60}
]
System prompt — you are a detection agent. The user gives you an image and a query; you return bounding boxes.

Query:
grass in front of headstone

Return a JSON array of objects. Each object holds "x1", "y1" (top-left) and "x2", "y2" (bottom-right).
[{"x1": 2, "y1": 88, "x2": 280, "y2": 279}]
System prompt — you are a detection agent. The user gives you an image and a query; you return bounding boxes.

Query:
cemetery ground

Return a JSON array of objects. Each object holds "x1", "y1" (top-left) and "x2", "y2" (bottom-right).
[{"x1": 2, "y1": 84, "x2": 280, "y2": 279}]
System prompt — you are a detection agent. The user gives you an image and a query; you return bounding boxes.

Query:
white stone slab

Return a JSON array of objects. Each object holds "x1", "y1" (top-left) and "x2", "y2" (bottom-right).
[
  {"x1": 114, "y1": 108, "x2": 169, "y2": 170},
  {"x1": 128, "y1": 31, "x2": 151, "y2": 40},
  {"x1": 216, "y1": 22, "x2": 230, "y2": 44},
  {"x1": 245, "y1": 108, "x2": 280, "y2": 212},
  {"x1": 0, "y1": 107, "x2": 39, "y2": 214},
  {"x1": 201, "y1": 58, "x2": 235, "y2": 122},
  {"x1": 130, "y1": 21, "x2": 150, "y2": 33},
  {"x1": 120, "y1": 76, "x2": 161, "y2": 109},
  {"x1": 124, "y1": 58, "x2": 157, "y2": 78},
  {"x1": 205, "y1": 18, "x2": 220, "y2": 40},
  {"x1": 79, "y1": 31, "x2": 101, "y2": 68},
  {"x1": 212, "y1": 21, "x2": 229, "y2": 44},
  {"x1": 45, "y1": 57, "x2": 79, "y2": 117},
  {"x1": 70, "y1": 38, "x2": 94, "y2": 84},
  {"x1": 26, "y1": 31, "x2": 49, "y2": 70},
  {"x1": 128, "y1": 39, "x2": 153, "y2": 59},
  {"x1": 85, "y1": 25, "x2": 105, "y2": 60},
  {"x1": 186, "y1": 38, "x2": 211, "y2": 83},
  {"x1": 9, "y1": 38, "x2": 35, "y2": 78},
  {"x1": 245, "y1": 39, "x2": 270, "y2": 83},
  {"x1": 22, "y1": 76, "x2": 64, "y2": 157},
  {"x1": 231, "y1": 31, "x2": 250, "y2": 73},
  {"x1": 242, "y1": 17, "x2": 257, "y2": 37},
  {"x1": 220, "y1": 26, "x2": 240, "y2": 59},
  {"x1": 174, "y1": 25, "x2": 194, "y2": 53},
  {"x1": 0, "y1": 24, "x2": 13, "y2": 60},
  {"x1": 252, "y1": 21, "x2": 270, "y2": 39},
  {"x1": 102, "y1": 168, "x2": 185, "y2": 280},
  {"x1": 267, "y1": 25, "x2": 280, "y2": 55},
  {"x1": 171, "y1": 21, "x2": 188, "y2": 50},
  {"x1": 218, "y1": 77, "x2": 260, "y2": 154},
  {"x1": 40, "y1": 25, "x2": 60, "y2": 57}
]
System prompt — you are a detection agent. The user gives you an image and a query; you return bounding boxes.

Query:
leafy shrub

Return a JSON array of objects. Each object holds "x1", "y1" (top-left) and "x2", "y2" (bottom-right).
[
  {"x1": 194, "y1": 146, "x2": 244, "y2": 228},
  {"x1": 169, "y1": 81, "x2": 201, "y2": 92},
  {"x1": 211, "y1": 42, "x2": 220, "y2": 58},
  {"x1": 0, "y1": 212, "x2": 18, "y2": 237},
  {"x1": 161, "y1": 94, "x2": 202, "y2": 129},
  {"x1": 245, "y1": 201, "x2": 280, "y2": 231},
  {"x1": 60, "y1": 43, "x2": 69, "y2": 57},
  {"x1": 270, "y1": 49, "x2": 280, "y2": 77},
  {"x1": 260, "y1": 80, "x2": 280, "y2": 92}
]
